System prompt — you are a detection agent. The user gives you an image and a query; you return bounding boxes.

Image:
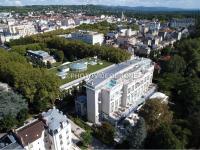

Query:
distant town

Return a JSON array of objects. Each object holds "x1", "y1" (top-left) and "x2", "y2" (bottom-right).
[{"x1": 0, "y1": 4, "x2": 200, "y2": 150}]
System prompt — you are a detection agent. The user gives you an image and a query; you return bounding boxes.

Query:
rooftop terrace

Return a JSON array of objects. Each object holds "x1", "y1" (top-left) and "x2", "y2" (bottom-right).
[{"x1": 86, "y1": 57, "x2": 152, "y2": 89}]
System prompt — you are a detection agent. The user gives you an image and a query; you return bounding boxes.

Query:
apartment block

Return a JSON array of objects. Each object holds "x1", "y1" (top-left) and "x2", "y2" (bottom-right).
[
  {"x1": 71, "y1": 30, "x2": 104, "y2": 45},
  {"x1": 85, "y1": 57, "x2": 155, "y2": 124}
]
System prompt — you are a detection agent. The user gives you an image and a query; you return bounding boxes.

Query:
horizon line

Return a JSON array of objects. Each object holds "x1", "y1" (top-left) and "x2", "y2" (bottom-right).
[{"x1": 0, "y1": 4, "x2": 199, "y2": 10}]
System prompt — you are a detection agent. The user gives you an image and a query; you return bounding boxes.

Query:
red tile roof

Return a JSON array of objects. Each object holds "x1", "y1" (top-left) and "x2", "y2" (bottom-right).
[{"x1": 15, "y1": 120, "x2": 45, "y2": 146}]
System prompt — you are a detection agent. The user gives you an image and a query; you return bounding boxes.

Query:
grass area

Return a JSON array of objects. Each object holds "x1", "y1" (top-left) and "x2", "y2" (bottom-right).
[{"x1": 50, "y1": 58, "x2": 113, "y2": 85}]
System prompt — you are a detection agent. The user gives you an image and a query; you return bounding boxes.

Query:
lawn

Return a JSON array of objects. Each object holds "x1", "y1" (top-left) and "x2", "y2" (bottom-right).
[{"x1": 49, "y1": 58, "x2": 113, "y2": 85}]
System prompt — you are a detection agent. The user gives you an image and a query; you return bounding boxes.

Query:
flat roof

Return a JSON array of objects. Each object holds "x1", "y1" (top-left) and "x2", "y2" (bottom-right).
[{"x1": 86, "y1": 57, "x2": 152, "y2": 89}]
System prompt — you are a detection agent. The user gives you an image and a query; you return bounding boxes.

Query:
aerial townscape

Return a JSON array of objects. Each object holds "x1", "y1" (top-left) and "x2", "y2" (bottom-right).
[{"x1": 0, "y1": 0, "x2": 200, "y2": 150}]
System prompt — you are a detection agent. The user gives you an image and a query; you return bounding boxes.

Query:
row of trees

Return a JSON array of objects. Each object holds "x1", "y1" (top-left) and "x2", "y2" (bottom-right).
[
  {"x1": 47, "y1": 37, "x2": 131, "y2": 63},
  {"x1": 0, "y1": 49, "x2": 61, "y2": 114}
]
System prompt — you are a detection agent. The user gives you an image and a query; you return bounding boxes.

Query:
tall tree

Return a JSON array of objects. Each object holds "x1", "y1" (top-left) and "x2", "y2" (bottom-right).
[
  {"x1": 127, "y1": 117, "x2": 147, "y2": 149},
  {"x1": 0, "y1": 91, "x2": 28, "y2": 119},
  {"x1": 147, "y1": 124, "x2": 183, "y2": 149},
  {"x1": 139, "y1": 99, "x2": 173, "y2": 131}
]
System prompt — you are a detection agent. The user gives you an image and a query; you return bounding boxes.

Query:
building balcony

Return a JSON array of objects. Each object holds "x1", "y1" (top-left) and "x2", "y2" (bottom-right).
[{"x1": 106, "y1": 83, "x2": 157, "y2": 124}]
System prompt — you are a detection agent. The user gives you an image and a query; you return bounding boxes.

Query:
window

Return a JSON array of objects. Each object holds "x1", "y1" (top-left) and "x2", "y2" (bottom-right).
[
  {"x1": 128, "y1": 88, "x2": 131, "y2": 93},
  {"x1": 115, "y1": 100, "x2": 118, "y2": 110},
  {"x1": 59, "y1": 134, "x2": 62, "y2": 139},
  {"x1": 110, "y1": 102, "x2": 114, "y2": 112},
  {"x1": 119, "y1": 99, "x2": 122, "y2": 106},
  {"x1": 60, "y1": 140, "x2": 63, "y2": 145}
]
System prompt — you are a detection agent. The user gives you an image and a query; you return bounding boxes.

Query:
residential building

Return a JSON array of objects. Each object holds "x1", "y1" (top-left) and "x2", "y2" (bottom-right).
[
  {"x1": 117, "y1": 36, "x2": 137, "y2": 47},
  {"x1": 85, "y1": 57, "x2": 155, "y2": 124},
  {"x1": 134, "y1": 44, "x2": 151, "y2": 56},
  {"x1": 61, "y1": 18, "x2": 75, "y2": 27},
  {"x1": 8, "y1": 23, "x2": 36, "y2": 37},
  {"x1": 170, "y1": 18, "x2": 195, "y2": 29},
  {"x1": 41, "y1": 107, "x2": 72, "y2": 150},
  {"x1": 27, "y1": 50, "x2": 56, "y2": 64},
  {"x1": 14, "y1": 120, "x2": 46, "y2": 150},
  {"x1": 71, "y1": 30, "x2": 104, "y2": 45},
  {"x1": 9, "y1": 107, "x2": 73, "y2": 150},
  {"x1": 0, "y1": 132, "x2": 23, "y2": 150}
]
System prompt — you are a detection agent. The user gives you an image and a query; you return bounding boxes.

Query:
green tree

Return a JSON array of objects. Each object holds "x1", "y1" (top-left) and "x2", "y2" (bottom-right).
[
  {"x1": 0, "y1": 114, "x2": 16, "y2": 132},
  {"x1": 16, "y1": 108, "x2": 29, "y2": 125},
  {"x1": 54, "y1": 50, "x2": 64, "y2": 62},
  {"x1": 0, "y1": 91, "x2": 28, "y2": 119},
  {"x1": 146, "y1": 124, "x2": 183, "y2": 149},
  {"x1": 94, "y1": 122, "x2": 115, "y2": 145},
  {"x1": 157, "y1": 73, "x2": 184, "y2": 95},
  {"x1": 164, "y1": 55, "x2": 186, "y2": 74},
  {"x1": 139, "y1": 99, "x2": 173, "y2": 131},
  {"x1": 176, "y1": 78, "x2": 200, "y2": 117},
  {"x1": 189, "y1": 111, "x2": 200, "y2": 148},
  {"x1": 81, "y1": 131, "x2": 92, "y2": 146},
  {"x1": 0, "y1": 49, "x2": 61, "y2": 112},
  {"x1": 127, "y1": 117, "x2": 147, "y2": 149}
]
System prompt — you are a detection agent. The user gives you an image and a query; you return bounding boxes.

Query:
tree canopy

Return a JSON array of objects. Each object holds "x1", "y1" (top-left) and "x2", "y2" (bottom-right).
[
  {"x1": 0, "y1": 91, "x2": 27, "y2": 119},
  {"x1": 139, "y1": 99, "x2": 173, "y2": 131},
  {"x1": 127, "y1": 117, "x2": 147, "y2": 149},
  {"x1": 0, "y1": 49, "x2": 61, "y2": 112}
]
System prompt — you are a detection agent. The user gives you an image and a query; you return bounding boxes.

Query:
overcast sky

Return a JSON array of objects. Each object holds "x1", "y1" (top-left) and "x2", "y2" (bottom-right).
[{"x1": 0, "y1": 0, "x2": 200, "y2": 9}]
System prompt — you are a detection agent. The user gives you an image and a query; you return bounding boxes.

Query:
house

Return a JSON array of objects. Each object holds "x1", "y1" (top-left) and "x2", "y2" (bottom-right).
[
  {"x1": 9, "y1": 107, "x2": 74, "y2": 150},
  {"x1": 0, "y1": 132, "x2": 23, "y2": 150},
  {"x1": 27, "y1": 50, "x2": 56, "y2": 64}
]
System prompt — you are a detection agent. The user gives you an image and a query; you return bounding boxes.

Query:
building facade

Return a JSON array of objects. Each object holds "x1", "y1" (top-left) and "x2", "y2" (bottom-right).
[
  {"x1": 11, "y1": 107, "x2": 72, "y2": 150},
  {"x1": 27, "y1": 50, "x2": 56, "y2": 64},
  {"x1": 85, "y1": 57, "x2": 155, "y2": 124},
  {"x1": 71, "y1": 30, "x2": 104, "y2": 45}
]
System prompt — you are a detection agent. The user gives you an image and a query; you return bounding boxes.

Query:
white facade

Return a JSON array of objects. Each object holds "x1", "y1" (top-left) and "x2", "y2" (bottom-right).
[
  {"x1": 42, "y1": 107, "x2": 72, "y2": 150},
  {"x1": 14, "y1": 107, "x2": 73, "y2": 150},
  {"x1": 8, "y1": 23, "x2": 36, "y2": 36},
  {"x1": 24, "y1": 132, "x2": 46, "y2": 150},
  {"x1": 85, "y1": 57, "x2": 155, "y2": 124},
  {"x1": 71, "y1": 30, "x2": 104, "y2": 45}
]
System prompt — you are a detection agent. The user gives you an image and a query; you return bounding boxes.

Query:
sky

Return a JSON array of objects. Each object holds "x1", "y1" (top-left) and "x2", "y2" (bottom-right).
[{"x1": 0, "y1": 0, "x2": 200, "y2": 9}]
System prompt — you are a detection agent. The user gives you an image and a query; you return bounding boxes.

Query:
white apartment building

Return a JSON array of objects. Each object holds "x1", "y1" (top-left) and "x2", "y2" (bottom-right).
[
  {"x1": 71, "y1": 30, "x2": 104, "y2": 45},
  {"x1": 8, "y1": 23, "x2": 36, "y2": 37},
  {"x1": 85, "y1": 57, "x2": 155, "y2": 124},
  {"x1": 13, "y1": 107, "x2": 72, "y2": 150}
]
